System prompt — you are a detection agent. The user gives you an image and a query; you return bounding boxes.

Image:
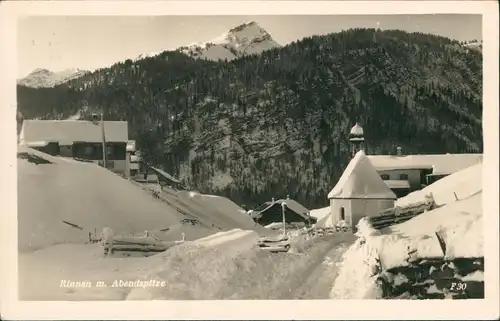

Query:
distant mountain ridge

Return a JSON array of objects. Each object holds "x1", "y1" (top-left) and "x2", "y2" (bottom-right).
[
  {"x1": 20, "y1": 21, "x2": 279, "y2": 88},
  {"x1": 17, "y1": 68, "x2": 90, "y2": 88}
]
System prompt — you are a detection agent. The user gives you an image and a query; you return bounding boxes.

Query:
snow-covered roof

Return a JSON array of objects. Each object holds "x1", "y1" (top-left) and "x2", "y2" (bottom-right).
[
  {"x1": 275, "y1": 199, "x2": 310, "y2": 216},
  {"x1": 149, "y1": 166, "x2": 182, "y2": 184},
  {"x1": 252, "y1": 198, "x2": 310, "y2": 221},
  {"x1": 20, "y1": 119, "x2": 129, "y2": 144},
  {"x1": 368, "y1": 153, "x2": 482, "y2": 175},
  {"x1": 328, "y1": 150, "x2": 397, "y2": 200}
]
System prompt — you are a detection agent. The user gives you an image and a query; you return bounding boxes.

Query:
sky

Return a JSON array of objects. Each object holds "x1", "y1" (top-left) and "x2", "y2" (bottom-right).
[{"x1": 17, "y1": 14, "x2": 482, "y2": 78}]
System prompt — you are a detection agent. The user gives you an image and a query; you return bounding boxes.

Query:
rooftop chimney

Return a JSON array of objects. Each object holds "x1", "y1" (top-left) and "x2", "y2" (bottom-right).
[{"x1": 397, "y1": 146, "x2": 402, "y2": 156}]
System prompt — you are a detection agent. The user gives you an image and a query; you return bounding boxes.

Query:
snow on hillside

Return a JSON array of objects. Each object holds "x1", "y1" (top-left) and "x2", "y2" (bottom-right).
[
  {"x1": 134, "y1": 51, "x2": 161, "y2": 61},
  {"x1": 18, "y1": 68, "x2": 89, "y2": 88},
  {"x1": 179, "y1": 21, "x2": 281, "y2": 61},
  {"x1": 17, "y1": 146, "x2": 188, "y2": 252},
  {"x1": 462, "y1": 40, "x2": 483, "y2": 53}
]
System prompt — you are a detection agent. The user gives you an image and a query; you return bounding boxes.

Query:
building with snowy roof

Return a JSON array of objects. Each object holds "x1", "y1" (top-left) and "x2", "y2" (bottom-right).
[
  {"x1": 250, "y1": 197, "x2": 316, "y2": 226},
  {"x1": 322, "y1": 150, "x2": 397, "y2": 231},
  {"x1": 19, "y1": 119, "x2": 130, "y2": 176},
  {"x1": 345, "y1": 122, "x2": 482, "y2": 198},
  {"x1": 368, "y1": 151, "x2": 483, "y2": 197}
]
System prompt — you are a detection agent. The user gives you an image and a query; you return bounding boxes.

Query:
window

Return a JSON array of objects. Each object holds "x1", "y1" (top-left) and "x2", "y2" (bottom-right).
[
  {"x1": 339, "y1": 207, "x2": 345, "y2": 221},
  {"x1": 106, "y1": 143, "x2": 126, "y2": 160},
  {"x1": 400, "y1": 173, "x2": 409, "y2": 180},
  {"x1": 380, "y1": 174, "x2": 390, "y2": 180},
  {"x1": 83, "y1": 146, "x2": 94, "y2": 157},
  {"x1": 74, "y1": 143, "x2": 101, "y2": 160}
]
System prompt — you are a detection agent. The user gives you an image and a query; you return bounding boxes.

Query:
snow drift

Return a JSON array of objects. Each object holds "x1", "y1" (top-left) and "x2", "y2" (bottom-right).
[
  {"x1": 18, "y1": 147, "x2": 191, "y2": 252},
  {"x1": 396, "y1": 163, "x2": 482, "y2": 207},
  {"x1": 19, "y1": 229, "x2": 260, "y2": 300},
  {"x1": 173, "y1": 190, "x2": 271, "y2": 235},
  {"x1": 310, "y1": 206, "x2": 330, "y2": 221}
]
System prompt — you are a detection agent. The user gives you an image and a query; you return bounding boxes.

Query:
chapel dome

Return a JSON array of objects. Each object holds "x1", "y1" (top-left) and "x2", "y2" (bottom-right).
[{"x1": 350, "y1": 123, "x2": 364, "y2": 136}]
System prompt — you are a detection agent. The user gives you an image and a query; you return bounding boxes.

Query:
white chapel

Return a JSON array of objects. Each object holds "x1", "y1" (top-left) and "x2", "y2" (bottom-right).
[{"x1": 321, "y1": 149, "x2": 397, "y2": 231}]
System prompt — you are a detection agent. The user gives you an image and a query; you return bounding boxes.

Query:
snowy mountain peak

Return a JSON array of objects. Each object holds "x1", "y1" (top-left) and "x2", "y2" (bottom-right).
[
  {"x1": 134, "y1": 52, "x2": 161, "y2": 61},
  {"x1": 179, "y1": 21, "x2": 281, "y2": 61},
  {"x1": 18, "y1": 68, "x2": 90, "y2": 88},
  {"x1": 29, "y1": 68, "x2": 54, "y2": 77}
]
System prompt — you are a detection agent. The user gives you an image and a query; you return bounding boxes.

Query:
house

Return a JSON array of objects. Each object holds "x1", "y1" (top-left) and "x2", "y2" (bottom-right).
[
  {"x1": 368, "y1": 151, "x2": 483, "y2": 196},
  {"x1": 149, "y1": 166, "x2": 186, "y2": 190},
  {"x1": 345, "y1": 122, "x2": 482, "y2": 198},
  {"x1": 19, "y1": 119, "x2": 130, "y2": 176},
  {"x1": 250, "y1": 197, "x2": 316, "y2": 226},
  {"x1": 324, "y1": 150, "x2": 397, "y2": 231}
]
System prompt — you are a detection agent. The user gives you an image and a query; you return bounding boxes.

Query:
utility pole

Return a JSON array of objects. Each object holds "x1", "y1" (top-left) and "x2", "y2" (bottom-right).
[
  {"x1": 101, "y1": 112, "x2": 107, "y2": 169},
  {"x1": 281, "y1": 202, "x2": 287, "y2": 238}
]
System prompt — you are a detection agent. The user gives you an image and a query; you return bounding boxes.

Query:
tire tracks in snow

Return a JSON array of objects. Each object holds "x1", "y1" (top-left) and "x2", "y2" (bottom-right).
[{"x1": 278, "y1": 233, "x2": 356, "y2": 299}]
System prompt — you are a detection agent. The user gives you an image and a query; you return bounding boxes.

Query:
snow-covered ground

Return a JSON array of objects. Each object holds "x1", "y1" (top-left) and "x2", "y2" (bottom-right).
[
  {"x1": 19, "y1": 229, "x2": 260, "y2": 300},
  {"x1": 18, "y1": 147, "x2": 288, "y2": 300},
  {"x1": 20, "y1": 228, "x2": 353, "y2": 300},
  {"x1": 330, "y1": 163, "x2": 483, "y2": 299},
  {"x1": 310, "y1": 206, "x2": 330, "y2": 222},
  {"x1": 396, "y1": 163, "x2": 482, "y2": 207}
]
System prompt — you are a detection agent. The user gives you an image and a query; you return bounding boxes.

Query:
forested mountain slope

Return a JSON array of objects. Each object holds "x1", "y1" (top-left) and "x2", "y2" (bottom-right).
[{"x1": 17, "y1": 28, "x2": 483, "y2": 209}]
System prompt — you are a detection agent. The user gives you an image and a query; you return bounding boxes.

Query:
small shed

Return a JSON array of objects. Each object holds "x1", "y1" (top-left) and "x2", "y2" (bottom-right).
[
  {"x1": 251, "y1": 198, "x2": 315, "y2": 226},
  {"x1": 149, "y1": 166, "x2": 186, "y2": 190},
  {"x1": 323, "y1": 150, "x2": 397, "y2": 231}
]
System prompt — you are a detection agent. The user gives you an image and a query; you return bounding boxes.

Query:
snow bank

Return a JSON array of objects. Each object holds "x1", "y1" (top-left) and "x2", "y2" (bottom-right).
[
  {"x1": 193, "y1": 229, "x2": 259, "y2": 249},
  {"x1": 330, "y1": 237, "x2": 382, "y2": 299},
  {"x1": 368, "y1": 192, "x2": 480, "y2": 270},
  {"x1": 126, "y1": 229, "x2": 260, "y2": 300},
  {"x1": 310, "y1": 206, "x2": 330, "y2": 221},
  {"x1": 396, "y1": 163, "x2": 482, "y2": 207},
  {"x1": 175, "y1": 190, "x2": 268, "y2": 233},
  {"x1": 18, "y1": 148, "x2": 188, "y2": 252},
  {"x1": 20, "y1": 229, "x2": 260, "y2": 300}
]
